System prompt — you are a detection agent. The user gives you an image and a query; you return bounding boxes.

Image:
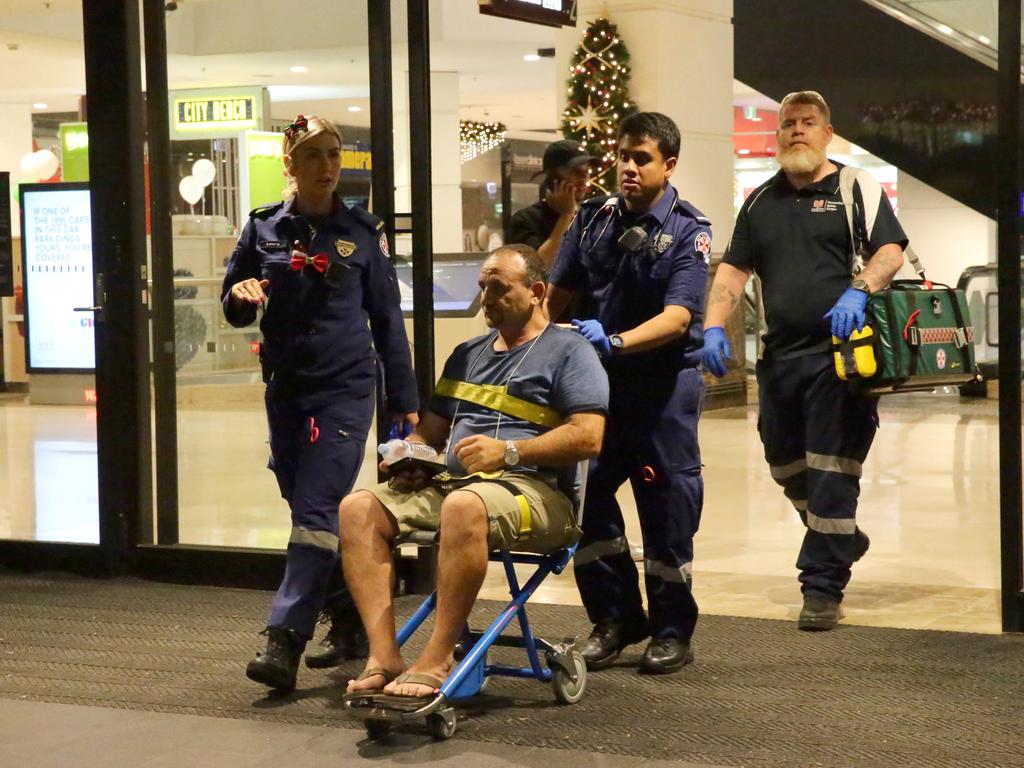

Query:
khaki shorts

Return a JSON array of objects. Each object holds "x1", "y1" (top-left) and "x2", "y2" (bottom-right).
[{"x1": 364, "y1": 473, "x2": 580, "y2": 554}]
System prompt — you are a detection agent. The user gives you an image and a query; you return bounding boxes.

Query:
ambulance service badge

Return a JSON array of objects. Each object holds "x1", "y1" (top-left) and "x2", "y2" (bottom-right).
[{"x1": 335, "y1": 240, "x2": 357, "y2": 259}]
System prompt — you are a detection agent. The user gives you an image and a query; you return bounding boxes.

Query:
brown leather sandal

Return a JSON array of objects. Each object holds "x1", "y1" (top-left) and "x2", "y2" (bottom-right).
[
  {"x1": 370, "y1": 671, "x2": 447, "y2": 710},
  {"x1": 342, "y1": 666, "x2": 400, "y2": 702}
]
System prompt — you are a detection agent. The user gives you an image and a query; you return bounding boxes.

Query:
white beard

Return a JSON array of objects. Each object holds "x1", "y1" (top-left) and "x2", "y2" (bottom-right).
[{"x1": 778, "y1": 144, "x2": 825, "y2": 175}]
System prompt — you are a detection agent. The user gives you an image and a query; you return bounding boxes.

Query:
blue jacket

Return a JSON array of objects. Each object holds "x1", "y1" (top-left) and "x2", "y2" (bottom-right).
[{"x1": 221, "y1": 197, "x2": 418, "y2": 414}]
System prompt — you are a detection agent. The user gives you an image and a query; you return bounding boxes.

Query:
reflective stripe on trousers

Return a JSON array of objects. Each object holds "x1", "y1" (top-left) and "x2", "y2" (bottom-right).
[
  {"x1": 289, "y1": 526, "x2": 340, "y2": 552},
  {"x1": 574, "y1": 535, "x2": 630, "y2": 567},
  {"x1": 644, "y1": 558, "x2": 692, "y2": 585}
]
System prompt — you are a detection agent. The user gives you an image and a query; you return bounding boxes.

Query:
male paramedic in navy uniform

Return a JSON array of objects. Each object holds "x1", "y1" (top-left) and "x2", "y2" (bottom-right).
[
  {"x1": 546, "y1": 112, "x2": 712, "y2": 674},
  {"x1": 703, "y1": 91, "x2": 906, "y2": 631}
]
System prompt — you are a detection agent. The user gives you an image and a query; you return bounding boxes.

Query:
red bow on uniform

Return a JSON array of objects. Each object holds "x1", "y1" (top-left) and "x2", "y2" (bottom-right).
[{"x1": 290, "y1": 252, "x2": 329, "y2": 273}]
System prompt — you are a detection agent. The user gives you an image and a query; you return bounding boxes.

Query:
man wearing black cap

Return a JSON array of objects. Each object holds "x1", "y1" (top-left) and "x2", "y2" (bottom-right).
[{"x1": 507, "y1": 139, "x2": 596, "y2": 268}]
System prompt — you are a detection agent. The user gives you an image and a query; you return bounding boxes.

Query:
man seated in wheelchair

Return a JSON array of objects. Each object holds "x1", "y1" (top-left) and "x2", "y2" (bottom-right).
[{"x1": 339, "y1": 243, "x2": 608, "y2": 701}]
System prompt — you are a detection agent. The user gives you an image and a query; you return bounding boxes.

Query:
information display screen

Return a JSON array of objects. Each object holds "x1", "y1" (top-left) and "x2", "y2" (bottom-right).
[
  {"x1": 395, "y1": 254, "x2": 485, "y2": 318},
  {"x1": 19, "y1": 183, "x2": 95, "y2": 372},
  {"x1": 479, "y1": 0, "x2": 576, "y2": 28}
]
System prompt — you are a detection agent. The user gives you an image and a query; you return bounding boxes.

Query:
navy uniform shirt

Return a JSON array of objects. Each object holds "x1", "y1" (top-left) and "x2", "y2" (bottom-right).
[
  {"x1": 550, "y1": 183, "x2": 712, "y2": 379},
  {"x1": 723, "y1": 162, "x2": 908, "y2": 359},
  {"x1": 221, "y1": 197, "x2": 418, "y2": 415}
]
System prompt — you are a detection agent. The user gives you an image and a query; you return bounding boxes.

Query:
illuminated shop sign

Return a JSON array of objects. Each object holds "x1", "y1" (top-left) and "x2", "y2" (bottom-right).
[
  {"x1": 169, "y1": 87, "x2": 267, "y2": 139},
  {"x1": 479, "y1": 0, "x2": 576, "y2": 28},
  {"x1": 175, "y1": 96, "x2": 257, "y2": 131},
  {"x1": 59, "y1": 123, "x2": 90, "y2": 182},
  {"x1": 342, "y1": 146, "x2": 372, "y2": 172}
]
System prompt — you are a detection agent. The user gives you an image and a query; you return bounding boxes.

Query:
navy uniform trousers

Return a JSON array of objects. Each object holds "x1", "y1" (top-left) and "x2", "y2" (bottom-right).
[
  {"x1": 265, "y1": 389, "x2": 372, "y2": 639},
  {"x1": 574, "y1": 367, "x2": 704, "y2": 641},
  {"x1": 756, "y1": 352, "x2": 877, "y2": 600}
]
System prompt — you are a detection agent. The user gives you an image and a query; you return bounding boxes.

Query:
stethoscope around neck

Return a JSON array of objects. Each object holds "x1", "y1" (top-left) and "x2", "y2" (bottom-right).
[{"x1": 577, "y1": 185, "x2": 678, "y2": 260}]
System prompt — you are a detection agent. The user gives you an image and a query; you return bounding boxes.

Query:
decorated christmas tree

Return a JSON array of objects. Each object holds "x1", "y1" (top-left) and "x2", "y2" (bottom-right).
[{"x1": 560, "y1": 16, "x2": 637, "y2": 196}]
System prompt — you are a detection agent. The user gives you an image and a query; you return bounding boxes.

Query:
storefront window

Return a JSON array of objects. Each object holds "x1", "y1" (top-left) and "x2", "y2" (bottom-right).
[
  {"x1": 155, "y1": 1, "x2": 376, "y2": 548},
  {"x1": 0, "y1": 4, "x2": 97, "y2": 544}
]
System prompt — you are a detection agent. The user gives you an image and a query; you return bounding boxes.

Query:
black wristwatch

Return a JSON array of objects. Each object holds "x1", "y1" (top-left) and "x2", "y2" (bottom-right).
[
  {"x1": 609, "y1": 334, "x2": 625, "y2": 353},
  {"x1": 850, "y1": 278, "x2": 871, "y2": 295}
]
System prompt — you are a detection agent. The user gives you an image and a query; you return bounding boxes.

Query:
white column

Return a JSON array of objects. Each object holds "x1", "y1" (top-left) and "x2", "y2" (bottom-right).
[
  {"x1": 393, "y1": 69, "x2": 463, "y2": 254},
  {"x1": 0, "y1": 103, "x2": 33, "y2": 384},
  {"x1": 556, "y1": 0, "x2": 735, "y2": 244},
  {"x1": 0, "y1": 103, "x2": 33, "y2": 237}
]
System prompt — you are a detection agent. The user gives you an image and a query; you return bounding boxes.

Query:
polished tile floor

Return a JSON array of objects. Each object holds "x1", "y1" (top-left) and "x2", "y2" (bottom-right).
[{"x1": 0, "y1": 387, "x2": 1004, "y2": 634}]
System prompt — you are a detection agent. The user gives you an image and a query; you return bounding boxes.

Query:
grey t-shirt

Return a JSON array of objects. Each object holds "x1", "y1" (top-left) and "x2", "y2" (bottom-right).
[{"x1": 428, "y1": 324, "x2": 609, "y2": 501}]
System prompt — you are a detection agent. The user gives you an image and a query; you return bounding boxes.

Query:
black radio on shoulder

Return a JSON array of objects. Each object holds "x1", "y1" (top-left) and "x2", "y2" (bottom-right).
[{"x1": 617, "y1": 225, "x2": 648, "y2": 253}]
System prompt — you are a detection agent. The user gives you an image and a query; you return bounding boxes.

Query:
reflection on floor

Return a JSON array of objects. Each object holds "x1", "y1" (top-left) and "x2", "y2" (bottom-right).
[{"x1": 0, "y1": 389, "x2": 1002, "y2": 634}]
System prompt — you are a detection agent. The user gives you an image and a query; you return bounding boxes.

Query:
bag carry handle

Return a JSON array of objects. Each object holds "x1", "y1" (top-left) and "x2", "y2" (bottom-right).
[{"x1": 838, "y1": 166, "x2": 927, "y2": 282}]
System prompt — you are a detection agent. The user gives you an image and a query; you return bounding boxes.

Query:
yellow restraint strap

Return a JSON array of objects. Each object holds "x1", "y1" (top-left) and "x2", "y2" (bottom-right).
[
  {"x1": 440, "y1": 472, "x2": 531, "y2": 536},
  {"x1": 514, "y1": 493, "x2": 531, "y2": 535},
  {"x1": 434, "y1": 378, "x2": 561, "y2": 429}
]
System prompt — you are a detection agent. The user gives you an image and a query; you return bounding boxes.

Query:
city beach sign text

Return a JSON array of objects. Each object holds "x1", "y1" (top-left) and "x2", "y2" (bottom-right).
[{"x1": 175, "y1": 96, "x2": 257, "y2": 132}]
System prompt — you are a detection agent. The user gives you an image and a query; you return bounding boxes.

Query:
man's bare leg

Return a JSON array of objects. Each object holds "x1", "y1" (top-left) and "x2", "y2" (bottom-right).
[
  {"x1": 384, "y1": 490, "x2": 490, "y2": 697},
  {"x1": 339, "y1": 490, "x2": 405, "y2": 693}
]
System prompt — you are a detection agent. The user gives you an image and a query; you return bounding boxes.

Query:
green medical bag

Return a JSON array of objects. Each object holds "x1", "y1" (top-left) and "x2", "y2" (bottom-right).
[
  {"x1": 852, "y1": 280, "x2": 979, "y2": 395},
  {"x1": 835, "y1": 166, "x2": 980, "y2": 395}
]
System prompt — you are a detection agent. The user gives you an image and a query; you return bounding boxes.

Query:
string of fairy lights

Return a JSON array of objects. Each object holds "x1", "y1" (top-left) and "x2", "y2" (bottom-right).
[{"x1": 460, "y1": 120, "x2": 507, "y2": 163}]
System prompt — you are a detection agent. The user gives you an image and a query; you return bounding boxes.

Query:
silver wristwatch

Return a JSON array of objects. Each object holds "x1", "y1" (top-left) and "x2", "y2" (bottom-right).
[
  {"x1": 503, "y1": 440, "x2": 520, "y2": 467},
  {"x1": 850, "y1": 278, "x2": 871, "y2": 295}
]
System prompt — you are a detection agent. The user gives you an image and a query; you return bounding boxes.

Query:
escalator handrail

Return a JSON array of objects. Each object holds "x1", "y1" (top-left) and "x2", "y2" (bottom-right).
[
  {"x1": 863, "y1": 0, "x2": 1022, "y2": 78},
  {"x1": 956, "y1": 264, "x2": 997, "y2": 292}
]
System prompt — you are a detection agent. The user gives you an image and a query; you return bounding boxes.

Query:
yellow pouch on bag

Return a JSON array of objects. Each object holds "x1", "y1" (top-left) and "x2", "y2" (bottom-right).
[{"x1": 832, "y1": 326, "x2": 878, "y2": 380}]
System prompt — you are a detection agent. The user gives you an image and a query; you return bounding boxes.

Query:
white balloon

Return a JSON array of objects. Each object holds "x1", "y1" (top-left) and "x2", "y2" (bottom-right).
[
  {"x1": 37, "y1": 150, "x2": 59, "y2": 180},
  {"x1": 19, "y1": 150, "x2": 59, "y2": 181},
  {"x1": 19, "y1": 151, "x2": 40, "y2": 176},
  {"x1": 179, "y1": 175, "x2": 203, "y2": 205},
  {"x1": 192, "y1": 158, "x2": 216, "y2": 187}
]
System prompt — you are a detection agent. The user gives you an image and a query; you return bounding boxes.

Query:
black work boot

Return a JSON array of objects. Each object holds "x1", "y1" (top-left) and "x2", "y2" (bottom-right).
[
  {"x1": 304, "y1": 609, "x2": 368, "y2": 669},
  {"x1": 797, "y1": 593, "x2": 844, "y2": 631},
  {"x1": 246, "y1": 627, "x2": 304, "y2": 690},
  {"x1": 579, "y1": 617, "x2": 650, "y2": 671},
  {"x1": 639, "y1": 637, "x2": 694, "y2": 675}
]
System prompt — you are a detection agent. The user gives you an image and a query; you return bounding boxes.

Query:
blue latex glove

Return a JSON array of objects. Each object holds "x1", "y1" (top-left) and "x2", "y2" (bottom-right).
[
  {"x1": 387, "y1": 420, "x2": 413, "y2": 440},
  {"x1": 571, "y1": 318, "x2": 612, "y2": 358},
  {"x1": 824, "y1": 287, "x2": 869, "y2": 341},
  {"x1": 702, "y1": 326, "x2": 731, "y2": 378}
]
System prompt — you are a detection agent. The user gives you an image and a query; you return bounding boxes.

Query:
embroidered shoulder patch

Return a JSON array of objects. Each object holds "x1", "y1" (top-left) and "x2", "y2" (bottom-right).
[
  {"x1": 694, "y1": 231, "x2": 712, "y2": 264},
  {"x1": 654, "y1": 233, "x2": 674, "y2": 253}
]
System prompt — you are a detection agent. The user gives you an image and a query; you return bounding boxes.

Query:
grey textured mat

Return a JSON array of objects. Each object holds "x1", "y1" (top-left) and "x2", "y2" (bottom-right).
[{"x1": 0, "y1": 571, "x2": 1021, "y2": 767}]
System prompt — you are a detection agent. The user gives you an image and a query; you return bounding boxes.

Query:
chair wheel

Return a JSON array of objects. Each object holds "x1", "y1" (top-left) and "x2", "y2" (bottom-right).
[
  {"x1": 552, "y1": 650, "x2": 587, "y2": 704},
  {"x1": 365, "y1": 719, "x2": 391, "y2": 740},
  {"x1": 427, "y1": 711, "x2": 457, "y2": 740}
]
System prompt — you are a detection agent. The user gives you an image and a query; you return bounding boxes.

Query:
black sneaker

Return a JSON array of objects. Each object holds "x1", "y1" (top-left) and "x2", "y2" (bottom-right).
[
  {"x1": 797, "y1": 593, "x2": 843, "y2": 632},
  {"x1": 639, "y1": 637, "x2": 694, "y2": 675},
  {"x1": 305, "y1": 609, "x2": 368, "y2": 669},
  {"x1": 246, "y1": 627, "x2": 304, "y2": 690},
  {"x1": 579, "y1": 617, "x2": 650, "y2": 671}
]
